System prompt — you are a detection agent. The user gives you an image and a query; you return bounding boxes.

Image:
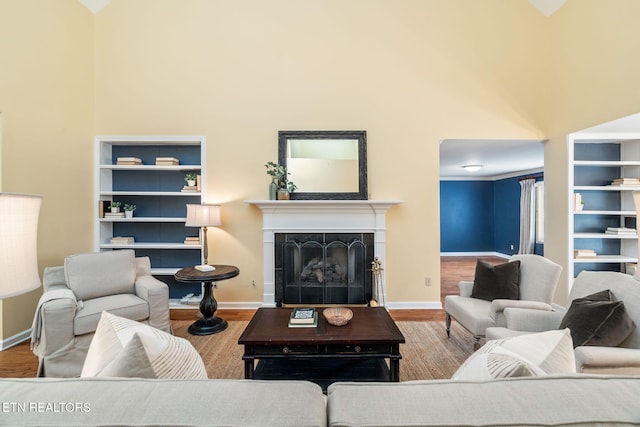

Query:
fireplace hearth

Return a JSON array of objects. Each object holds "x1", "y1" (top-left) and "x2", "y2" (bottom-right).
[{"x1": 275, "y1": 233, "x2": 374, "y2": 306}]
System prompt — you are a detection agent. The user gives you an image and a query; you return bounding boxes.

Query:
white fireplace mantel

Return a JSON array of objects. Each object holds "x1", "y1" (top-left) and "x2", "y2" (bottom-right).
[{"x1": 245, "y1": 200, "x2": 403, "y2": 306}]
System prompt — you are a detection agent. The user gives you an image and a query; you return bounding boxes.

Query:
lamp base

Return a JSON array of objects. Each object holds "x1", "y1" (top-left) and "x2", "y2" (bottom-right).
[{"x1": 195, "y1": 264, "x2": 216, "y2": 272}]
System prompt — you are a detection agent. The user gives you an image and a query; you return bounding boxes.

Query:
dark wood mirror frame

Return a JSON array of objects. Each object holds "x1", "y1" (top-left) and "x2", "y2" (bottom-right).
[{"x1": 278, "y1": 130, "x2": 368, "y2": 200}]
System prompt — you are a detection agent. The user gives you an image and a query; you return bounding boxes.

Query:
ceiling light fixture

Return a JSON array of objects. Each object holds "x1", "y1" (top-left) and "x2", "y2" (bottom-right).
[{"x1": 462, "y1": 165, "x2": 483, "y2": 172}]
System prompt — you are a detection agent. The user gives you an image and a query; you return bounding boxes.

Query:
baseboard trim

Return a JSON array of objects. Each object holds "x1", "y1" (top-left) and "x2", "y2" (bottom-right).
[
  {"x1": 386, "y1": 301, "x2": 443, "y2": 310},
  {"x1": 1, "y1": 328, "x2": 31, "y2": 351},
  {"x1": 440, "y1": 251, "x2": 511, "y2": 259}
]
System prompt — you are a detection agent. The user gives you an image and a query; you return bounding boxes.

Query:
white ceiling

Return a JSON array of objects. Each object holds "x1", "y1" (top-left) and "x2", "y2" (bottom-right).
[{"x1": 439, "y1": 139, "x2": 545, "y2": 180}]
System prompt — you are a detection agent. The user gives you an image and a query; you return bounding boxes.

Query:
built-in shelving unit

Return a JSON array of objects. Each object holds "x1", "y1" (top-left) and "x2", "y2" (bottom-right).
[
  {"x1": 95, "y1": 136, "x2": 206, "y2": 307},
  {"x1": 568, "y1": 117, "x2": 640, "y2": 285}
]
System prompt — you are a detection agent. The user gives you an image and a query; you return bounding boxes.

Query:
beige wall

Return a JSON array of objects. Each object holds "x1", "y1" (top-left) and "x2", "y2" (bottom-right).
[
  {"x1": 0, "y1": 0, "x2": 94, "y2": 341},
  {"x1": 94, "y1": 0, "x2": 547, "y2": 305},
  {"x1": 543, "y1": 0, "x2": 640, "y2": 305},
  {"x1": 2, "y1": 0, "x2": 640, "y2": 340}
]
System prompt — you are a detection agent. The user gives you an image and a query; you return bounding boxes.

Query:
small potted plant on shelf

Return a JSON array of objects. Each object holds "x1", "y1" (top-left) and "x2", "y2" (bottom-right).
[
  {"x1": 184, "y1": 173, "x2": 197, "y2": 187},
  {"x1": 109, "y1": 201, "x2": 121, "y2": 213},
  {"x1": 265, "y1": 161, "x2": 297, "y2": 200},
  {"x1": 124, "y1": 204, "x2": 136, "y2": 218}
]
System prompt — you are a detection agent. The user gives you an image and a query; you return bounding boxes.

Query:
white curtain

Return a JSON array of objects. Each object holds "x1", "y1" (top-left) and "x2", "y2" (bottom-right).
[{"x1": 518, "y1": 178, "x2": 536, "y2": 254}]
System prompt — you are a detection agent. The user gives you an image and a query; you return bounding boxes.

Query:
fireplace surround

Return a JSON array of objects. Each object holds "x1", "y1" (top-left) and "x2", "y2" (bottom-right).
[{"x1": 245, "y1": 200, "x2": 402, "y2": 306}]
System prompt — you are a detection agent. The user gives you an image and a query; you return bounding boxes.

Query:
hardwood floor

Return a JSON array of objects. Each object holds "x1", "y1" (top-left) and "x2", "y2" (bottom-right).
[{"x1": 0, "y1": 256, "x2": 500, "y2": 379}]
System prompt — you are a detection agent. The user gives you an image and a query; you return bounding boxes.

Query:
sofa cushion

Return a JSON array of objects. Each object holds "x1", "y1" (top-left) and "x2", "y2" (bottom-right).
[
  {"x1": 326, "y1": 376, "x2": 640, "y2": 427},
  {"x1": 65, "y1": 250, "x2": 137, "y2": 301},
  {"x1": 559, "y1": 289, "x2": 636, "y2": 348},
  {"x1": 81, "y1": 311, "x2": 207, "y2": 379},
  {"x1": 452, "y1": 328, "x2": 575, "y2": 380},
  {"x1": 471, "y1": 260, "x2": 520, "y2": 302}
]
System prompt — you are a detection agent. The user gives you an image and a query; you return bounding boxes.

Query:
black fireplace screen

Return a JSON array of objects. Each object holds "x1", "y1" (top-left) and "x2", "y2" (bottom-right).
[{"x1": 274, "y1": 233, "x2": 374, "y2": 306}]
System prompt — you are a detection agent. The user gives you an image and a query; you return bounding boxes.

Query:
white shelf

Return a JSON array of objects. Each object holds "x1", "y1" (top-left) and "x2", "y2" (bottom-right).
[
  {"x1": 100, "y1": 217, "x2": 187, "y2": 223},
  {"x1": 100, "y1": 243, "x2": 203, "y2": 249},
  {"x1": 574, "y1": 255, "x2": 638, "y2": 263},
  {"x1": 574, "y1": 160, "x2": 640, "y2": 166},
  {"x1": 574, "y1": 210, "x2": 636, "y2": 215},
  {"x1": 574, "y1": 185, "x2": 640, "y2": 191},
  {"x1": 574, "y1": 233, "x2": 638, "y2": 239},
  {"x1": 100, "y1": 165, "x2": 201, "y2": 171},
  {"x1": 152, "y1": 268, "x2": 181, "y2": 275},
  {"x1": 100, "y1": 191, "x2": 201, "y2": 196},
  {"x1": 169, "y1": 298, "x2": 202, "y2": 309}
]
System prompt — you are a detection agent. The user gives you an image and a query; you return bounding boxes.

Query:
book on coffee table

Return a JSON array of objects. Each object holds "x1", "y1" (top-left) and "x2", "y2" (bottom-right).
[{"x1": 289, "y1": 308, "x2": 317, "y2": 328}]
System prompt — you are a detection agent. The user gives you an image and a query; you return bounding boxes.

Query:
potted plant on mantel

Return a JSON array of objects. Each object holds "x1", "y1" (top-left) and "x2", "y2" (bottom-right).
[{"x1": 265, "y1": 161, "x2": 297, "y2": 200}]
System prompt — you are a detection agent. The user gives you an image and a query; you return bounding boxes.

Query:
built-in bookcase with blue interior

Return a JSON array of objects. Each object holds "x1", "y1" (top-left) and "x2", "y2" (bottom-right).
[
  {"x1": 95, "y1": 136, "x2": 206, "y2": 307},
  {"x1": 569, "y1": 136, "x2": 640, "y2": 282}
]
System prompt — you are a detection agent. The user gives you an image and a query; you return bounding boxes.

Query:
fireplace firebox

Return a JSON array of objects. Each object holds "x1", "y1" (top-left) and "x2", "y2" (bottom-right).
[{"x1": 274, "y1": 233, "x2": 374, "y2": 306}]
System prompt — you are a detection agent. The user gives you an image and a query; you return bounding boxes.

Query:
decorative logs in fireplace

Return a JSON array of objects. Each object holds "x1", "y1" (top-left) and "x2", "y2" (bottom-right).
[
  {"x1": 300, "y1": 257, "x2": 346, "y2": 284},
  {"x1": 274, "y1": 233, "x2": 374, "y2": 306}
]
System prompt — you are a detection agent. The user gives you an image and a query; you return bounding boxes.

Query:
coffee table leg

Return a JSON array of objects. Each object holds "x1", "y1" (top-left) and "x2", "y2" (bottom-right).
[
  {"x1": 244, "y1": 359, "x2": 254, "y2": 379},
  {"x1": 390, "y1": 358, "x2": 400, "y2": 382}
]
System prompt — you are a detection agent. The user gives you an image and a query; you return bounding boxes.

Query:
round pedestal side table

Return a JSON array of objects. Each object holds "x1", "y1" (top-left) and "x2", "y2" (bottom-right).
[{"x1": 174, "y1": 265, "x2": 240, "y2": 336}]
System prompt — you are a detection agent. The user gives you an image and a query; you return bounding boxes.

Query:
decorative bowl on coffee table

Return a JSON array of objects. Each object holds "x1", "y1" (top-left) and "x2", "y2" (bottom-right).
[{"x1": 323, "y1": 307, "x2": 353, "y2": 326}]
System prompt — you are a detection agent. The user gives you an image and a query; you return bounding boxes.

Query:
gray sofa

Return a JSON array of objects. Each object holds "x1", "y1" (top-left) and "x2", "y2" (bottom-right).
[
  {"x1": 2, "y1": 375, "x2": 640, "y2": 426},
  {"x1": 487, "y1": 270, "x2": 640, "y2": 374}
]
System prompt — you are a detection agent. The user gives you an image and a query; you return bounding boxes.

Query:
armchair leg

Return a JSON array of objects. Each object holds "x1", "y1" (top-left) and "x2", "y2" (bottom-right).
[
  {"x1": 445, "y1": 313, "x2": 451, "y2": 337},
  {"x1": 473, "y1": 336, "x2": 481, "y2": 351}
]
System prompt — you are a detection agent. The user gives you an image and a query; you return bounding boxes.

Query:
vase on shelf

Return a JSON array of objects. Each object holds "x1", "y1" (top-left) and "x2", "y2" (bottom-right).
[
  {"x1": 277, "y1": 188, "x2": 290, "y2": 200},
  {"x1": 269, "y1": 180, "x2": 278, "y2": 200}
]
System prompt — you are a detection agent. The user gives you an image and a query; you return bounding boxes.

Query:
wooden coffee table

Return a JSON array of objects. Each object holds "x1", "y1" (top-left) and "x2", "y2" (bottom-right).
[{"x1": 238, "y1": 307, "x2": 405, "y2": 391}]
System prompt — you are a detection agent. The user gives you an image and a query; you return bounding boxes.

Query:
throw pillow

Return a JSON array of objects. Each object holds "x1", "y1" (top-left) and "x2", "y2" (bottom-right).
[
  {"x1": 81, "y1": 311, "x2": 208, "y2": 379},
  {"x1": 471, "y1": 259, "x2": 521, "y2": 302},
  {"x1": 452, "y1": 328, "x2": 575, "y2": 380},
  {"x1": 559, "y1": 289, "x2": 636, "y2": 348}
]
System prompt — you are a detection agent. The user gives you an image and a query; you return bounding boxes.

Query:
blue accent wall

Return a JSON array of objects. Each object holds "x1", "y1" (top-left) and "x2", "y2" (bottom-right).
[
  {"x1": 441, "y1": 174, "x2": 543, "y2": 255},
  {"x1": 440, "y1": 181, "x2": 494, "y2": 252}
]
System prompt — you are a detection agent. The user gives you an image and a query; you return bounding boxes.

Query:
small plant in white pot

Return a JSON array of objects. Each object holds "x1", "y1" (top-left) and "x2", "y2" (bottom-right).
[
  {"x1": 110, "y1": 201, "x2": 121, "y2": 213},
  {"x1": 124, "y1": 204, "x2": 136, "y2": 218},
  {"x1": 185, "y1": 173, "x2": 197, "y2": 187}
]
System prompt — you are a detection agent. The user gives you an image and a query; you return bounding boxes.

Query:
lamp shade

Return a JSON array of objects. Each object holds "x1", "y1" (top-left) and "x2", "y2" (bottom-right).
[
  {"x1": 0, "y1": 193, "x2": 42, "y2": 298},
  {"x1": 186, "y1": 204, "x2": 222, "y2": 227}
]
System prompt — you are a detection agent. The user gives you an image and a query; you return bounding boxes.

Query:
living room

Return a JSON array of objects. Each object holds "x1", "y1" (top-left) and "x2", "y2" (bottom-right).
[{"x1": 1, "y1": 1, "x2": 640, "y2": 424}]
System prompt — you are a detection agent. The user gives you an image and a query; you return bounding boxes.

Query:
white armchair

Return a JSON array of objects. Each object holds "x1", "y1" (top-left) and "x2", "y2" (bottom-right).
[
  {"x1": 445, "y1": 254, "x2": 561, "y2": 349},
  {"x1": 30, "y1": 250, "x2": 171, "y2": 377},
  {"x1": 487, "y1": 270, "x2": 640, "y2": 374}
]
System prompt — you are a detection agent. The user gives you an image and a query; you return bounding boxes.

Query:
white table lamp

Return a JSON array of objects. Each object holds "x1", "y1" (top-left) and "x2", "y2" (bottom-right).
[{"x1": 186, "y1": 204, "x2": 221, "y2": 272}]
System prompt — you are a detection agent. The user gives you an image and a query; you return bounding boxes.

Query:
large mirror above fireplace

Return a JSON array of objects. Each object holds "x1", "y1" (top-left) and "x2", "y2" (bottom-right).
[{"x1": 278, "y1": 130, "x2": 368, "y2": 200}]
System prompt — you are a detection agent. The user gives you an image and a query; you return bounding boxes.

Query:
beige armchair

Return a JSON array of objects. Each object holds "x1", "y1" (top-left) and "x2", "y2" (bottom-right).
[
  {"x1": 445, "y1": 254, "x2": 562, "y2": 349},
  {"x1": 30, "y1": 250, "x2": 171, "y2": 377},
  {"x1": 487, "y1": 270, "x2": 640, "y2": 374}
]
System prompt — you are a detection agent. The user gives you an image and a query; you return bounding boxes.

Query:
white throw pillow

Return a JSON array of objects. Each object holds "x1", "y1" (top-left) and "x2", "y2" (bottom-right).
[
  {"x1": 81, "y1": 311, "x2": 207, "y2": 379},
  {"x1": 452, "y1": 328, "x2": 575, "y2": 381}
]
